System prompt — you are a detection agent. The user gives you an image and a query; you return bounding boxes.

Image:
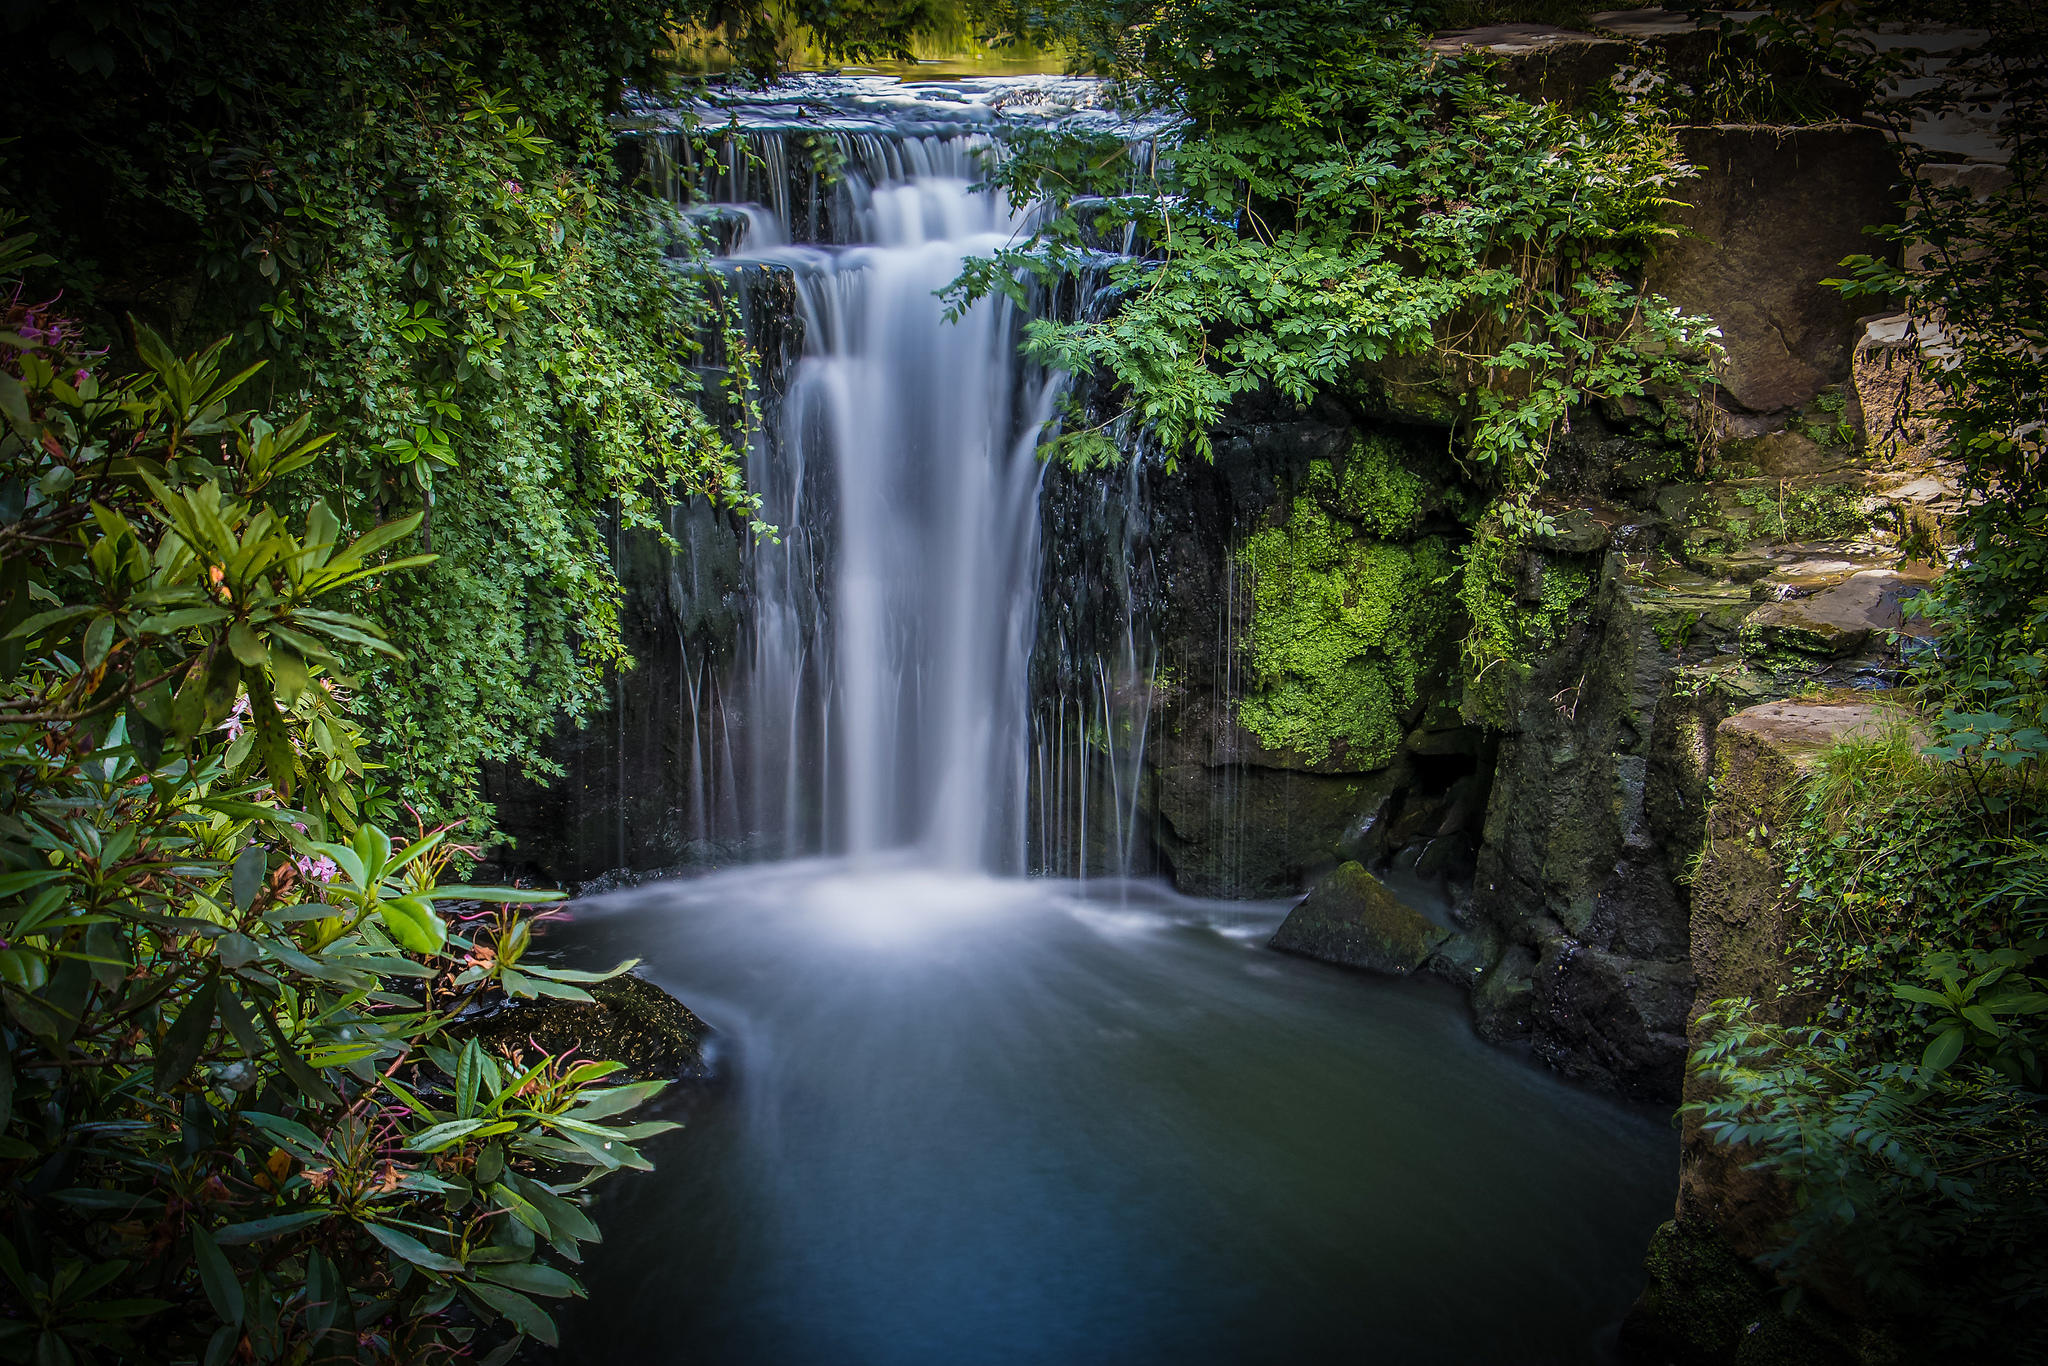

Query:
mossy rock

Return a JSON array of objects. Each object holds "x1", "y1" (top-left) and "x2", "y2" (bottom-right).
[
  {"x1": 1620, "y1": 1219, "x2": 1875, "y2": 1366},
  {"x1": 465, "y1": 972, "x2": 713, "y2": 1080},
  {"x1": 1234, "y1": 476, "x2": 1458, "y2": 768},
  {"x1": 1268, "y1": 861, "x2": 1459, "y2": 974},
  {"x1": 1735, "y1": 569, "x2": 1927, "y2": 661}
]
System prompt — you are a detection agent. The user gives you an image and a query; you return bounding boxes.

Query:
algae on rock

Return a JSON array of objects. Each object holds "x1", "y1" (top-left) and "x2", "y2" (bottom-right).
[{"x1": 1234, "y1": 443, "x2": 1459, "y2": 769}]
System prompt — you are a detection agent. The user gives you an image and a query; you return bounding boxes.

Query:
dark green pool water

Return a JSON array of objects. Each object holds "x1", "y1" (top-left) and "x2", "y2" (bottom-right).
[{"x1": 547, "y1": 862, "x2": 1677, "y2": 1366}]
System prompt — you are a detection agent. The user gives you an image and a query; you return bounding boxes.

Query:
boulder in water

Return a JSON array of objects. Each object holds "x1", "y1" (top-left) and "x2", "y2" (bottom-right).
[{"x1": 1269, "y1": 861, "x2": 1458, "y2": 975}]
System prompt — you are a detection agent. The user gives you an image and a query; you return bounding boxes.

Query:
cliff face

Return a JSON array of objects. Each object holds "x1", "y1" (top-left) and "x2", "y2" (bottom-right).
[
  {"x1": 1109, "y1": 106, "x2": 1944, "y2": 1100},
  {"x1": 1619, "y1": 698, "x2": 1909, "y2": 1366}
]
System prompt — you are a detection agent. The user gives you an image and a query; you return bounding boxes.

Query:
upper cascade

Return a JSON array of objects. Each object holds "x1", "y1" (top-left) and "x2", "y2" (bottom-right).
[{"x1": 625, "y1": 75, "x2": 1152, "y2": 872}]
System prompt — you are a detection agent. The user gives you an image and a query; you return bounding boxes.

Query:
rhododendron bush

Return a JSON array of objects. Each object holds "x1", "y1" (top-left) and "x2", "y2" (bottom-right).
[{"x1": 0, "y1": 221, "x2": 668, "y2": 1366}]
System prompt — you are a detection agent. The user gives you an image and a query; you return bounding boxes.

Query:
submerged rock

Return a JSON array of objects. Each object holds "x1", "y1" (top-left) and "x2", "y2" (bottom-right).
[
  {"x1": 467, "y1": 973, "x2": 714, "y2": 1081},
  {"x1": 1269, "y1": 861, "x2": 1472, "y2": 976}
]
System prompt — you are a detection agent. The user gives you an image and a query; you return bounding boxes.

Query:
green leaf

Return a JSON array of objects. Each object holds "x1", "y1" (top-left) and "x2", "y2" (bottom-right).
[
  {"x1": 521, "y1": 959, "x2": 639, "y2": 984},
  {"x1": 0, "y1": 869, "x2": 64, "y2": 899},
  {"x1": 364, "y1": 1222, "x2": 463, "y2": 1274},
  {"x1": 463, "y1": 1281, "x2": 558, "y2": 1346},
  {"x1": 259, "y1": 1013, "x2": 340, "y2": 1106},
  {"x1": 227, "y1": 622, "x2": 268, "y2": 669},
  {"x1": 191, "y1": 1226, "x2": 244, "y2": 1327},
  {"x1": 242, "y1": 1111, "x2": 333, "y2": 1163},
  {"x1": 475, "y1": 1261, "x2": 584, "y2": 1299},
  {"x1": 421, "y1": 885, "x2": 566, "y2": 904},
  {"x1": 213, "y1": 1211, "x2": 328, "y2": 1245},
  {"x1": 230, "y1": 845, "x2": 266, "y2": 912},
  {"x1": 1921, "y1": 1025, "x2": 1968, "y2": 1074},
  {"x1": 567, "y1": 1081, "x2": 667, "y2": 1122},
  {"x1": 1890, "y1": 985, "x2": 1952, "y2": 1009},
  {"x1": 271, "y1": 646, "x2": 313, "y2": 703},
  {"x1": 379, "y1": 896, "x2": 447, "y2": 955},
  {"x1": 404, "y1": 1118, "x2": 495, "y2": 1154},
  {"x1": 153, "y1": 977, "x2": 219, "y2": 1091}
]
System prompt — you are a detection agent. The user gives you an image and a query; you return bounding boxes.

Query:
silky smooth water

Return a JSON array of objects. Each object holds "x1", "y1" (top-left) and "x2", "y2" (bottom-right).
[{"x1": 548, "y1": 866, "x2": 1676, "y2": 1366}]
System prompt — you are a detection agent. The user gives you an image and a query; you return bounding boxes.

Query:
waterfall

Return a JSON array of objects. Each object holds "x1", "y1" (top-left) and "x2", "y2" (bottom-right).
[
  {"x1": 611, "y1": 78, "x2": 1171, "y2": 879},
  {"x1": 663, "y1": 117, "x2": 1056, "y2": 871}
]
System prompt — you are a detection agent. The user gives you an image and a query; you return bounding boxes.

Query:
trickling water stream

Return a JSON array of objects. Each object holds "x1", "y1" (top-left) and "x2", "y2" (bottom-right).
[{"x1": 543, "y1": 78, "x2": 1678, "y2": 1364}]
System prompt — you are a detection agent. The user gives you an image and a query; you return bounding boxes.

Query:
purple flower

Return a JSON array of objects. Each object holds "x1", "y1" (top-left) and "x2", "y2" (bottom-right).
[{"x1": 294, "y1": 853, "x2": 339, "y2": 883}]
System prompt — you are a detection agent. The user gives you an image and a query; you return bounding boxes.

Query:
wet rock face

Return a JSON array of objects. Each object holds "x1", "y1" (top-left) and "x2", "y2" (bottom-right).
[
  {"x1": 1646, "y1": 124, "x2": 1902, "y2": 421},
  {"x1": 1463, "y1": 539, "x2": 1705, "y2": 1100},
  {"x1": 1738, "y1": 567, "x2": 1935, "y2": 660},
  {"x1": 483, "y1": 496, "x2": 750, "y2": 882},
  {"x1": 1621, "y1": 697, "x2": 1910, "y2": 1364}
]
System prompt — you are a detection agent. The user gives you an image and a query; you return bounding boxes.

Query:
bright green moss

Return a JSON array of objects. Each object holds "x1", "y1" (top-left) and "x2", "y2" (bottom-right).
[
  {"x1": 1235, "y1": 489, "x2": 1454, "y2": 767},
  {"x1": 1457, "y1": 519, "x2": 1593, "y2": 728},
  {"x1": 1319, "y1": 435, "x2": 1432, "y2": 538}
]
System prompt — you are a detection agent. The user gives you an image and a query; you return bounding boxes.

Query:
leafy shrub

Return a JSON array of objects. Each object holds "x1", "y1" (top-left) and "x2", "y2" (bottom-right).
[
  {"x1": 0, "y1": 234, "x2": 670, "y2": 1365},
  {"x1": 4, "y1": 2, "x2": 763, "y2": 834},
  {"x1": 950, "y1": 0, "x2": 1717, "y2": 529}
]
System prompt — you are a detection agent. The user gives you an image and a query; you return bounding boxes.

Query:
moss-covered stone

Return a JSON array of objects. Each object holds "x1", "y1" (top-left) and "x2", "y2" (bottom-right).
[
  {"x1": 1234, "y1": 465, "x2": 1456, "y2": 767},
  {"x1": 1269, "y1": 860, "x2": 1456, "y2": 974},
  {"x1": 1315, "y1": 434, "x2": 1435, "y2": 537},
  {"x1": 1456, "y1": 515, "x2": 1595, "y2": 730},
  {"x1": 1620, "y1": 1218, "x2": 1866, "y2": 1366},
  {"x1": 1151, "y1": 762, "x2": 1389, "y2": 897}
]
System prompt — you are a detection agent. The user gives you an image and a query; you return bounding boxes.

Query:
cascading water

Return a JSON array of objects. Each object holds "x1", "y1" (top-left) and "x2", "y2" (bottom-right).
[
  {"x1": 758, "y1": 143, "x2": 1049, "y2": 867},
  {"x1": 648, "y1": 88, "x2": 1095, "y2": 871},
  {"x1": 541, "y1": 77, "x2": 1679, "y2": 1366}
]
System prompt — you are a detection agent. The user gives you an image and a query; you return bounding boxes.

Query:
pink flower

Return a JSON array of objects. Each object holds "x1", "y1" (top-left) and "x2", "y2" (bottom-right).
[
  {"x1": 220, "y1": 693, "x2": 252, "y2": 741},
  {"x1": 294, "y1": 853, "x2": 339, "y2": 883},
  {"x1": 504, "y1": 180, "x2": 523, "y2": 195}
]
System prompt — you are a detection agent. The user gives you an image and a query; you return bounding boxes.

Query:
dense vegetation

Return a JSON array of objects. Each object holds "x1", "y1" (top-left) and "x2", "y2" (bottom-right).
[
  {"x1": 0, "y1": 238, "x2": 675, "y2": 1361},
  {"x1": 952, "y1": 0, "x2": 1716, "y2": 511},
  {"x1": 0, "y1": 0, "x2": 923, "y2": 835},
  {"x1": 0, "y1": 3, "x2": 927, "y2": 1361},
  {"x1": 1684, "y1": 6, "x2": 2048, "y2": 1355},
  {"x1": 947, "y1": 0, "x2": 1718, "y2": 759},
  {"x1": 4, "y1": 0, "x2": 2043, "y2": 1358}
]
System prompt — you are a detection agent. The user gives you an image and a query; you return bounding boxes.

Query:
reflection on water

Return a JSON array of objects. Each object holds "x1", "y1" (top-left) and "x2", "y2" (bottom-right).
[{"x1": 545, "y1": 862, "x2": 1676, "y2": 1366}]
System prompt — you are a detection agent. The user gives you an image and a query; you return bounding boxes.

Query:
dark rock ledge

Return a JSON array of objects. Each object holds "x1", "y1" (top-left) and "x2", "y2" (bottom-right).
[{"x1": 466, "y1": 973, "x2": 716, "y2": 1082}]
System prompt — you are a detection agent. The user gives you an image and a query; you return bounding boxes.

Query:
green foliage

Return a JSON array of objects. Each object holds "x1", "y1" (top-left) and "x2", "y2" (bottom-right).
[
  {"x1": 1687, "y1": 18, "x2": 2048, "y2": 1341},
  {"x1": 1235, "y1": 458, "x2": 1455, "y2": 765},
  {"x1": 1826, "y1": 4, "x2": 2048, "y2": 731},
  {"x1": 5, "y1": 1, "x2": 764, "y2": 833},
  {"x1": 1455, "y1": 516, "x2": 1590, "y2": 727},
  {"x1": 1321, "y1": 434, "x2": 1436, "y2": 539},
  {"x1": 1688, "y1": 1005, "x2": 2048, "y2": 1354},
  {"x1": 0, "y1": 252, "x2": 670, "y2": 1363},
  {"x1": 951, "y1": 0, "x2": 1716, "y2": 528},
  {"x1": 1689, "y1": 721, "x2": 2048, "y2": 1350}
]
